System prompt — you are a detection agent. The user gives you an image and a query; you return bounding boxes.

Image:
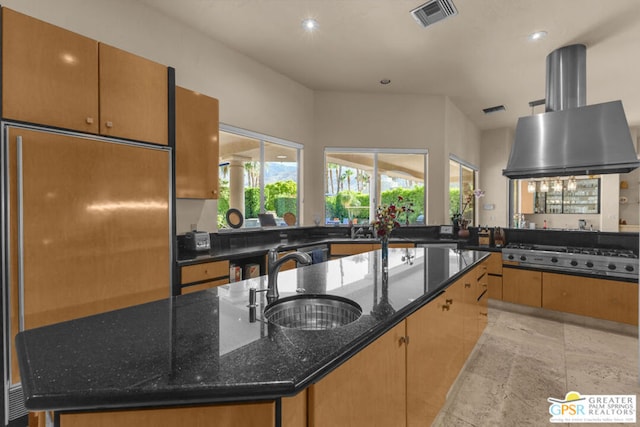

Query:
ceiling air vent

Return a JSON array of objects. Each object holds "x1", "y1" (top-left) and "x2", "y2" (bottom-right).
[
  {"x1": 410, "y1": 0, "x2": 458, "y2": 28},
  {"x1": 483, "y1": 105, "x2": 506, "y2": 114}
]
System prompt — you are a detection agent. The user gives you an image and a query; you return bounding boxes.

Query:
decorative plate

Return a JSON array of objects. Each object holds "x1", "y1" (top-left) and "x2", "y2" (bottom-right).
[
  {"x1": 283, "y1": 212, "x2": 296, "y2": 226},
  {"x1": 226, "y1": 208, "x2": 244, "y2": 229}
]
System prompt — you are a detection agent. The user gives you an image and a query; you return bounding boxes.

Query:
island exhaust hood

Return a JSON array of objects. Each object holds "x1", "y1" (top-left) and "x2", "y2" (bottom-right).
[{"x1": 503, "y1": 44, "x2": 640, "y2": 179}]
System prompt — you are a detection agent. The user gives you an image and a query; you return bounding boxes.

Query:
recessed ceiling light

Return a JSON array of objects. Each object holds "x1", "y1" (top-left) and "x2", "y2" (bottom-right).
[
  {"x1": 276, "y1": 155, "x2": 287, "y2": 159},
  {"x1": 302, "y1": 18, "x2": 318, "y2": 32},
  {"x1": 529, "y1": 31, "x2": 547, "y2": 41},
  {"x1": 380, "y1": 78, "x2": 391, "y2": 85}
]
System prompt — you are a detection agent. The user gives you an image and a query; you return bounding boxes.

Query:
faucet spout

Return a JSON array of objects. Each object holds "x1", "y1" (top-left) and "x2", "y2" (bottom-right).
[{"x1": 267, "y1": 249, "x2": 312, "y2": 303}]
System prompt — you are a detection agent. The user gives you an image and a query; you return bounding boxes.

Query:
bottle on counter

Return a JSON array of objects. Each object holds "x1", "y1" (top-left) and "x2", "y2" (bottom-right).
[{"x1": 543, "y1": 219, "x2": 547, "y2": 229}]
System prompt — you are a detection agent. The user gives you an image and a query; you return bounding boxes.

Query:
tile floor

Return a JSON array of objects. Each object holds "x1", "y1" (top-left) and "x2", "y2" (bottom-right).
[{"x1": 434, "y1": 300, "x2": 640, "y2": 426}]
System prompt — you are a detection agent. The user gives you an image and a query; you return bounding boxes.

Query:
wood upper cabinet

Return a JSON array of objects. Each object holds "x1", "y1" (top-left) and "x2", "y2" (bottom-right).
[
  {"x1": 542, "y1": 272, "x2": 638, "y2": 325},
  {"x1": 175, "y1": 86, "x2": 220, "y2": 198},
  {"x1": 2, "y1": 8, "x2": 168, "y2": 145},
  {"x1": 502, "y1": 268, "x2": 542, "y2": 307},
  {"x1": 99, "y1": 43, "x2": 168, "y2": 145},
  {"x1": 2, "y1": 7, "x2": 99, "y2": 133},
  {"x1": 308, "y1": 321, "x2": 407, "y2": 427}
]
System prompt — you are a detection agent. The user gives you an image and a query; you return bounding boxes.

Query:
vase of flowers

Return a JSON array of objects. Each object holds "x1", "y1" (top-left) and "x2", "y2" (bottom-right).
[
  {"x1": 451, "y1": 189, "x2": 485, "y2": 238},
  {"x1": 372, "y1": 196, "x2": 407, "y2": 270}
]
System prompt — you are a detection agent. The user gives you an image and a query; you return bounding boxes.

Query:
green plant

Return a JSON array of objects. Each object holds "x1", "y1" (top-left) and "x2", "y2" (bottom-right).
[{"x1": 244, "y1": 187, "x2": 260, "y2": 219}]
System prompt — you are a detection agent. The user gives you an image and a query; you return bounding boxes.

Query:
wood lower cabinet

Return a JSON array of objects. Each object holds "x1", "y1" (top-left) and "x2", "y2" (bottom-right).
[
  {"x1": 330, "y1": 243, "x2": 375, "y2": 257},
  {"x1": 59, "y1": 402, "x2": 275, "y2": 427},
  {"x1": 542, "y1": 272, "x2": 638, "y2": 325},
  {"x1": 281, "y1": 390, "x2": 307, "y2": 427},
  {"x1": 175, "y1": 86, "x2": 220, "y2": 198},
  {"x1": 308, "y1": 321, "x2": 407, "y2": 426},
  {"x1": 310, "y1": 261, "x2": 489, "y2": 427},
  {"x1": 486, "y1": 253, "x2": 503, "y2": 300},
  {"x1": 406, "y1": 287, "x2": 463, "y2": 426},
  {"x1": 330, "y1": 242, "x2": 415, "y2": 258},
  {"x1": 180, "y1": 260, "x2": 230, "y2": 294},
  {"x1": 502, "y1": 268, "x2": 542, "y2": 307},
  {"x1": 2, "y1": 8, "x2": 168, "y2": 145}
]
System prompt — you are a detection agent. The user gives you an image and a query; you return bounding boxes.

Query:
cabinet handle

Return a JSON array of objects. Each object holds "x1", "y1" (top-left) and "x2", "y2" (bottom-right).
[
  {"x1": 480, "y1": 312, "x2": 488, "y2": 317},
  {"x1": 445, "y1": 298, "x2": 453, "y2": 305},
  {"x1": 464, "y1": 283, "x2": 471, "y2": 288},
  {"x1": 399, "y1": 336, "x2": 410, "y2": 345},
  {"x1": 441, "y1": 304, "x2": 450, "y2": 311},
  {"x1": 482, "y1": 283, "x2": 488, "y2": 288},
  {"x1": 105, "y1": 121, "x2": 113, "y2": 128},
  {"x1": 211, "y1": 189, "x2": 218, "y2": 196},
  {"x1": 86, "y1": 117, "x2": 94, "y2": 124}
]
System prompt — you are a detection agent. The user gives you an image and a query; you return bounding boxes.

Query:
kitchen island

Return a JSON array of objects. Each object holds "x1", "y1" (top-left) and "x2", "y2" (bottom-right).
[{"x1": 16, "y1": 247, "x2": 490, "y2": 426}]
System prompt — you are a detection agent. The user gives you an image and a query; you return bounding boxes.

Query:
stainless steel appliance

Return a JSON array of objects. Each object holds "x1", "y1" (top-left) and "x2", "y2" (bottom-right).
[
  {"x1": 185, "y1": 231, "x2": 211, "y2": 251},
  {"x1": 504, "y1": 44, "x2": 640, "y2": 178},
  {"x1": 502, "y1": 243, "x2": 638, "y2": 280}
]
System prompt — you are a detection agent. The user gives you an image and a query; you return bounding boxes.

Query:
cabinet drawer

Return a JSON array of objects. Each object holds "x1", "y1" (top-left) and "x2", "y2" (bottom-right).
[
  {"x1": 182, "y1": 278, "x2": 229, "y2": 294},
  {"x1": 181, "y1": 261, "x2": 230, "y2": 284},
  {"x1": 330, "y1": 243, "x2": 374, "y2": 256}
]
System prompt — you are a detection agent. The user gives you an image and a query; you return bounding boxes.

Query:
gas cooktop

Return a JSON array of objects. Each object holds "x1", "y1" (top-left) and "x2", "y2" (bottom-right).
[{"x1": 502, "y1": 243, "x2": 639, "y2": 280}]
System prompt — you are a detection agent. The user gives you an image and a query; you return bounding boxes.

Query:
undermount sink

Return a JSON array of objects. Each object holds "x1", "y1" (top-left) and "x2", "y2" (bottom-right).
[{"x1": 263, "y1": 294, "x2": 362, "y2": 330}]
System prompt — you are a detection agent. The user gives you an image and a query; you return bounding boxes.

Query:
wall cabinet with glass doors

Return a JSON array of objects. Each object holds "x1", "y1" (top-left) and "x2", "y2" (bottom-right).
[{"x1": 531, "y1": 178, "x2": 600, "y2": 214}]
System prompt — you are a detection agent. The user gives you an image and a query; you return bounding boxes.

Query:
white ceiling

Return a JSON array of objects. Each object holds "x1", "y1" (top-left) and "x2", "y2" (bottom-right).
[{"x1": 138, "y1": 0, "x2": 640, "y2": 131}]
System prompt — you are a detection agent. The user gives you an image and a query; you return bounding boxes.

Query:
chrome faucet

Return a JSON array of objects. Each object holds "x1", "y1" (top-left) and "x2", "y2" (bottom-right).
[{"x1": 266, "y1": 247, "x2": 312, "y2": 303}]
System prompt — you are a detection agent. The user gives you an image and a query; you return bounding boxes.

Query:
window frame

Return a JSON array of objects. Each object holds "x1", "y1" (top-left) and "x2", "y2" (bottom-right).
[
  {"x1": 219, "y1": 124, "x2": 303, "y2": 228},
  {"x1": 449, "y1": 155, "x2": 479, "y2": 227},
  {"x1": 324, "y1": 147, "x2": 428, "y2": 225}
]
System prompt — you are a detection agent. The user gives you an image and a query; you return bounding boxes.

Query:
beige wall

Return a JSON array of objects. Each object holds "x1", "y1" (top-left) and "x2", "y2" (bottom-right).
[
  {"x1": 313, "y1": 92, "x2": 481, "y2": 225},
  {"x1": 478, "y1": 128, "x2": 512, "y2": 227}
]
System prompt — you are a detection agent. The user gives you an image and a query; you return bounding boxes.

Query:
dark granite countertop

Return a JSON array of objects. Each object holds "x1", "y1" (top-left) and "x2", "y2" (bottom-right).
[
  {"x1": 177, "y1": 236, "x2": 461, "y2": 266},
  {"x1": 16, "y1": 247, "x2": 489, "y2": 412}
]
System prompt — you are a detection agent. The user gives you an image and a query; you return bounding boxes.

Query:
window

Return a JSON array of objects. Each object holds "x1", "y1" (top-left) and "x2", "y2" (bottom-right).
[
  {"x1": 324, "y1": 149, "x2": 427, "y2": 225},
  {"x1": 449, "y1": 157, "x2": 478, "y2": 226},
  {"x1": 218, "y1": 125, "x2": 302, "y2": 228}
]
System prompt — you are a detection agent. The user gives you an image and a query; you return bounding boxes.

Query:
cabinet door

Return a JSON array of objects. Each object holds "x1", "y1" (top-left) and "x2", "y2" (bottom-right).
[
  {"x1": 99, "y1": 43, "x2": 168, "y2": 145},
  {"x1": 461, "y1": 271, "x2": 479, "y2": 359},
  {"x1": 2, "y1": 8, "x2": 99, "y2": 133},
  {"x1": 330, "y1": 243, "x2": 374, "y2": 256},
  {"x1": 487, "y1": 274, "x2": 503, "y2": 300},
  {"x1": 8, "y1": 128, "x2": 170, "y2": 383},
  {"x1": 308, "y1": 321, "x2": 406, "y2": 427},
  {"x1": 406, "y1": 285, "x2": 463, "y2": 427},
  {"x1": 175, "y1": 86, "x2": 220, "y2": 198},
  {"x1": 502, "y1": 268, "x2": 542, "y2": 307},
  {"x1": 542, "y1": 272, "x2": 638, "y2": 325},
  {"x1": 59, "y1": 402, "x2": 275, "y2": 427},
  {"x1": 486, "y1": 253, "x2": 503, "y2": 275}
]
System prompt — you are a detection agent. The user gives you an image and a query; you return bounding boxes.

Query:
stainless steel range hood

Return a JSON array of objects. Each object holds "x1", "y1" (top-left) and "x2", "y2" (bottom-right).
[{"x1": 503, "y1": 44, "x2": 640, "y2": 179}]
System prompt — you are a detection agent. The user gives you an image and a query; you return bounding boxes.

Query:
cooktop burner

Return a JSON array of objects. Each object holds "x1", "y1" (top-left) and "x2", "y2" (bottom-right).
[{"x1": 502, "y1": 243, "x2": 639, "y2": 279}]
